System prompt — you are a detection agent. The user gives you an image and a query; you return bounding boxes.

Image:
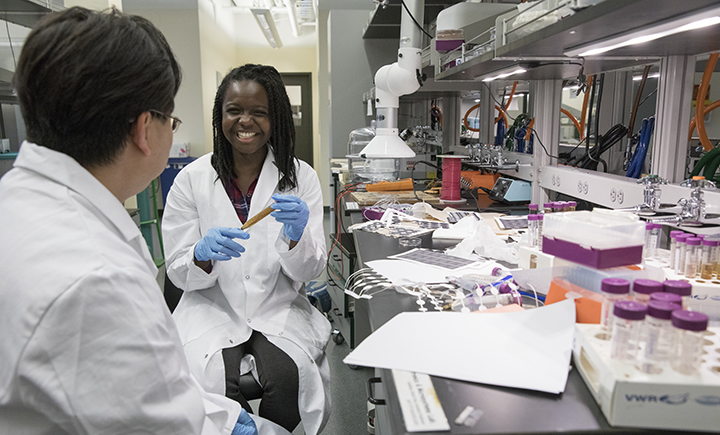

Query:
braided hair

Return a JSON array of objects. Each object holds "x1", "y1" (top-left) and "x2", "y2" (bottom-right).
[{"x1": 211, "y1": 64, "x2": 298, "y2": 191}]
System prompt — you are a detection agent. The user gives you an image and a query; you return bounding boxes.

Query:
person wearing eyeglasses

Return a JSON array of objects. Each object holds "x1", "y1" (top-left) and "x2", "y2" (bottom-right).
[
  {"x1": 0, "y1": 8, "x2": 261, "y2": 435},
  {"x1": 161, "y1": 64, "x2": 330, "y2": 435}
]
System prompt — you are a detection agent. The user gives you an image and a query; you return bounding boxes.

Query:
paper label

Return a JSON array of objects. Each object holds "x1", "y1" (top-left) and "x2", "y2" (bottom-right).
[{"x1": 392, "y1": 369, "x2": 450, "y2": 432}]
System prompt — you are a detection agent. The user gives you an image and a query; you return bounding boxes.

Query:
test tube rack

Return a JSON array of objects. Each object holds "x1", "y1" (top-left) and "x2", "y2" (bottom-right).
[{"x1": 573, "y1": 323, "x2": 720, "y2": 432}]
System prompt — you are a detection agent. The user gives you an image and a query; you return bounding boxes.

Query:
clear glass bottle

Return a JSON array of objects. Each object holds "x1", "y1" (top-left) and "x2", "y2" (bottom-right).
[
  {"x1": 650, "y1": 291, "x2": 683, "y2": 306},
  {"x1": 663, "y1": 280, "x2": 692, "y2": 310},
  {"x1": 636, "y1": 301, "x2": 682, "y2": 374},
  {"x1": 527, "y1": 214, "x2": 539, "y2": 247},
  {"x1": 675, "y1": 234, "x2": 691, "y2": 275},
  {"x1": 567, "y1": 201, "x2": 577, "y2": 211},
  {"x1": 671, "y1": 310, "x2": 709, "y2": 376},
  {"x1": 684, "y1": 237, "x2": 702, "y2": 278},
  {"x1": 543, "y1": 202, "x2": 553, "y2": 214},
  {"x1": 600, "y1": 278, "x2": 630, "y2": 331},
  {"x1": 668, "y1": 231, "x2": 684, "y2": 271},
  {"x1": 700, "y1": 239, "x2": 717, "y2": 280},
  {"x1": 610, "y1": 300, "x2": 647, "y2": 362},
  {"x1": 632, "y1": 279, "x2": 663, "y2": 304}
]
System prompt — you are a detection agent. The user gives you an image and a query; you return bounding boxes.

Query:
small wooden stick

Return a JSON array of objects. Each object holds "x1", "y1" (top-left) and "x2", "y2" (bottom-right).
[{"x1": 241, "y1": 204, "x2": 275, "y2": 230}]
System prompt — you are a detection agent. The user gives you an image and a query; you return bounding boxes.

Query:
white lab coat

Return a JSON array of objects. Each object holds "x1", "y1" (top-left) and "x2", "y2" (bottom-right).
[
  {"x1": 0, "y1": 142, "x2": 242, "y2": 435},
  {"x1": 162, "y1": 149, "x2": 331, "y2": 435}
]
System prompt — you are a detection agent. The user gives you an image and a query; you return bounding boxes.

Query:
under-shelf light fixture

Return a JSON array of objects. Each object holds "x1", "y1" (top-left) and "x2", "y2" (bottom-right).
[
  {"x1": 564, "y1": 7, "x2": 720, "y2": 57},
  {"x1": 476, "y1": 65, "x2": 527, "y2": 82},
  {"x1": 251, "y1": 8, "x2": 283, "y2": 49}
]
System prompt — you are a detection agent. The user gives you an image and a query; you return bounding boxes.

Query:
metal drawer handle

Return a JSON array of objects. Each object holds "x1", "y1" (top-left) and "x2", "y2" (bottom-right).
[{"x1": 366, "y1": 377, "x2": 386, "y2": 405}]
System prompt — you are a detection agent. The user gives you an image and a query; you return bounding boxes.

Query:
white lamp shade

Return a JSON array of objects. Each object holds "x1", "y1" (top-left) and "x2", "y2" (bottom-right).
[{"x1": 359, "y1": 131, "x2": 415, "y2": 158}]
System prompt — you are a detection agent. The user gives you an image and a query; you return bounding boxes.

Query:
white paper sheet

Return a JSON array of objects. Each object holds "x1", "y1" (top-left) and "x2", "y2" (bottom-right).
[
  {"x1": 343, "y1": 299, "x2": 576, "y2": 394},
  {"x1": 364, "y1": 258, "x2": 499, "y2": 285}
]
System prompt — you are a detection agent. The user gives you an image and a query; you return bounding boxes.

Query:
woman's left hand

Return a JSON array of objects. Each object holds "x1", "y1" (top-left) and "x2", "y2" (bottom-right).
[{"x1": 271, "y1": 194, "x2": 309, "y2": 241}]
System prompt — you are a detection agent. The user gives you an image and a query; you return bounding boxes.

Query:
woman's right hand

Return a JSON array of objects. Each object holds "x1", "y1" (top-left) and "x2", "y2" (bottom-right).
[{"x1": 194, "y1": 227, "x2": 250, "y2": 262}]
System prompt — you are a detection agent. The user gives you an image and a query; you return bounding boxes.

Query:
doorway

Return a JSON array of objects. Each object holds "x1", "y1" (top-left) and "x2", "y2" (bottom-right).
[{"x1": 281, "y1": 73, "x2": 313, "y2": 168}]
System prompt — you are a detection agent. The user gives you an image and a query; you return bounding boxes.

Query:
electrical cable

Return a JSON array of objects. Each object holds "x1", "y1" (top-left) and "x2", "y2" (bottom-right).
[
  {"x1": 410, "y1": 160, "x2": 439, "y2": 203},
  {"x1": 587, "y1": 73, "x2": 605, "y2": 167},
  {"x1": 399, "y1": 0, "x2": 434, "y2": 41}
]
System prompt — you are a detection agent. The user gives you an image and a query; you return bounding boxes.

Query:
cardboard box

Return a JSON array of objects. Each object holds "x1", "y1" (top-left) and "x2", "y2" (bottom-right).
[{"x1": 573, "y1": 323, "x2": 720, "y2": 432}]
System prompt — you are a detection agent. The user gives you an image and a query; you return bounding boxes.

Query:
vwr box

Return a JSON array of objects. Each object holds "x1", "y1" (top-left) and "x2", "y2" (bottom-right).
[{"x1": 573, "y1": 323, "x2": 720, "y2": 432}]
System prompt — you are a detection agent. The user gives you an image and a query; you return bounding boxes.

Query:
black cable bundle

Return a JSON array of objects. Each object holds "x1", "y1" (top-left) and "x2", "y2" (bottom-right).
[{"x1": 565, "y1": 124, "x2": 628, "y2": 171}]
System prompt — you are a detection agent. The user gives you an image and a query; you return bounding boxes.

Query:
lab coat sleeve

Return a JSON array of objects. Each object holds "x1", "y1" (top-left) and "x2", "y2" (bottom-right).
[
  {"x1": 162, "y1": 169, "x2": 220, "y2": 292},
  {"x1": 275, "y1": 165, "x2": 327, "y2": 283},
  {"x1": 17, "y1": 267, "x2": 240, "y2": 435}
]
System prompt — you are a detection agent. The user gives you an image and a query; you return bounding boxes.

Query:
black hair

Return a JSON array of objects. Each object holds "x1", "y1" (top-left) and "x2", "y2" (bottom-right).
[
  {"x1": 211, "y1": 64, "x2": 298, "y2": 191},
  {"x1": 14, "y1": 7, "x2": 182, "y2": 168}
]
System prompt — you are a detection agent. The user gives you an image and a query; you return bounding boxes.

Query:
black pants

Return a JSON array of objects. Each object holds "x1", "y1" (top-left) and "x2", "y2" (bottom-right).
[{"x1": 222, "y1": 330, "x2": 301, "y2": 432}]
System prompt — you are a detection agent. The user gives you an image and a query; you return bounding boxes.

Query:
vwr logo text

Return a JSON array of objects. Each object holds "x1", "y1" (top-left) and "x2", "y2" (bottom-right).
[{"x1": 624, "y1": 393, "x2": 689, "y2": 405}]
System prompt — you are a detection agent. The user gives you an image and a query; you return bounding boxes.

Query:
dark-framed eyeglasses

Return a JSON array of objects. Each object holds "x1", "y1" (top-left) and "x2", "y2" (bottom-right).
[{"x1": 149, "y1": 109, "x2": 182, "y2": 133}]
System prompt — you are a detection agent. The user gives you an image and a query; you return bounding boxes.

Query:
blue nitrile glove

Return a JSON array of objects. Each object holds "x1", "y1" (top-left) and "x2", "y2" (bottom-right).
[
  {"x1": 194, "y1": 227, "x2": 249, "y2": 262},
  {"x1": 231, "y1": 408, "x2": 258, "y2": 435},
  {"x1": 271, "y1": 194, "x2": 309, "y2": 241}
]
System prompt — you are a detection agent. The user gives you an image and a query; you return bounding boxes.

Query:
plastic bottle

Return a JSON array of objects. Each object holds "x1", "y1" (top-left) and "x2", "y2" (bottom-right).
[
  {"x1": 567, "y1": 201, "x2": 577, "y2": 211},
  {"x1": 632, "y1": 279, "x2": 663, "y2": 304},
  {"x1": 636, "y1": 301, "x2": 682, "y2": 374},
  {"x1": 684, "y1": 237, "x2": 702, "y2": 278},
  {"x1": 543, "y1": 202, "x2": 553, "y2": 214},
  {"x1": 668, "y1": 231, "x2": 684, "y2": 270},
  {"x1": 537, "y1": 214, "x2": 544, "y2": 250},
  {"x1": 700, "y1": 239, "x2": 717, "y2": 280},
  {"x1": 670, "y1": 310, "x2": 709, "y2": 376},
  {"x1": 609, "y1": 300, "x2": 647, "y2": 362},
  {"x1": 650, "y1": 291, "x2": 683, "y2": 306},
  {"x1": 643, "y1": 222, "x2": 657, "y2": 259},
  {"x1": 600, "y1": 278, "x2": 630, "y2": 331},
  {"x1": 527, "y1": 214, "x2": 539, "y2": 247},
  {"x1": 674, "y1": 234, "x2": 691, "y2": 275},
  {"x1": 663, "y1": 280, "x2": 692, "y2": 310}
]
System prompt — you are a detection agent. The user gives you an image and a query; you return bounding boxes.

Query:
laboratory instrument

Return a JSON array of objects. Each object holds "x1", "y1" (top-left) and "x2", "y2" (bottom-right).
[
  {"x1": 670, "y1": 310, "x2": 709, "y2": 376},
  {"x1": 668, "y1": 230, "x2": 684, "y2": 270},
  {"x1": 663, "y1": 280, "x2": 692, "y2": 309},
  {"x1": 600, "y1": 278, "x2": 630, "y2": 331},
  {"x1": 700, "y1": 239, "x2": 717, "y2": 279},
  {"x1": 609, "y1": 300, "x2": 647, "y2": 362},
  {"x1": 684, "y1": 237, "x2": 702, "y2": 278},
  {"x1": 631, "y1": 279, "x2": 663, "y2": 304},
  {"x1": 674, "y1": 233, "x2": 691, "y2": 274},
  {"x1": 487, "y1": 177, "x2": 531, "y2": 204},
  {"x1": 636, "y1": 301, "x2": 681, "y2": 374}
]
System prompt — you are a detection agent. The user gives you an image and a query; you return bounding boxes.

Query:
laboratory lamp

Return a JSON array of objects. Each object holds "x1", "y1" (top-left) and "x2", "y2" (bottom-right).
[{"x1": 359, "y1": 0, "x2": 425, "y2": 159}]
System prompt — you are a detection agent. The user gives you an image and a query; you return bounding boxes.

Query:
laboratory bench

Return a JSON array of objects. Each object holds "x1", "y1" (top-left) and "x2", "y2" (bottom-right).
[{"x1": 350, "y1": 229, "x2": 712, "y2": 435}]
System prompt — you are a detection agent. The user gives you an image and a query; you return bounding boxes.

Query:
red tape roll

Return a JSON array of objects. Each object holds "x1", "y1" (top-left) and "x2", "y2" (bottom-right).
[{"x1": 440, "y1": 157, "x2": 461, "y2": 201}]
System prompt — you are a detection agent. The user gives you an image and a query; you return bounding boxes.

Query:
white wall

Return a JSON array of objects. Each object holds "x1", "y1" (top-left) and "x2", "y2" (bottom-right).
[
  {"x1": 198, "y1": 0, "x2": 238, "y2": 154},
  {"x1": 122, "y1": 6, "x2": 206, "y2": 158}
]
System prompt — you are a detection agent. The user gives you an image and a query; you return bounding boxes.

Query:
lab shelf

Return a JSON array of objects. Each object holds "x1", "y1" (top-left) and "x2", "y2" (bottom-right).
[
  {"x1": 362, "y1": 0, "x2": 462, "y2": 40},
  {"x1": 435, "y1": 0, "x2": 720, "y2": 82}
]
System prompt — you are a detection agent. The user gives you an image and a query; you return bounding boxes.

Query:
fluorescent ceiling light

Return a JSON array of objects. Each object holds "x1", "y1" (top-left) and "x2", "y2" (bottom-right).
[
  {"x1": 477, "y1": 66, "x2": 527, "y2": 82},
  {"x1": 564, "y1": 8, "x2": 720, "y2": 57},
  {"x1": 251, "y1": 8, "x2": 283, "y2": 49},
  {"x1": 633, "y1": 73, "x2": 660, "y2": 80}
]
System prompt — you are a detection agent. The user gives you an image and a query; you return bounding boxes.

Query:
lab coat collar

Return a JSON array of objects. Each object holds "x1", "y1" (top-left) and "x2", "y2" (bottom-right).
[
  {"x1": 13, "y1": 142, "x2": 147, "y2": 249},
  {"x1": 248, "y1": 146, "x2": 280, "y2": 216}
]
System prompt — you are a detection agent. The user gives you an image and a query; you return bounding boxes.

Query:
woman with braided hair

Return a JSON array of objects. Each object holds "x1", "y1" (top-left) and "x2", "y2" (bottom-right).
[{"x1": 162, "y1": 64, "x2": 330, "y2": 435}]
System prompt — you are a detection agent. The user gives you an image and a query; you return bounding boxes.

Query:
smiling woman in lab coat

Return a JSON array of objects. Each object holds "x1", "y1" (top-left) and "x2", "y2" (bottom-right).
[{"x1": 162, "y1": 64, "x2": 330, "y2": 435}]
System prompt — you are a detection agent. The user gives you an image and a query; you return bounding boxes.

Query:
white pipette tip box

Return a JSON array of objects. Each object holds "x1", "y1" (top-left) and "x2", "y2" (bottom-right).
[{"x1": 573, "y1": 323, "x2": 720, "y2": 432}]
